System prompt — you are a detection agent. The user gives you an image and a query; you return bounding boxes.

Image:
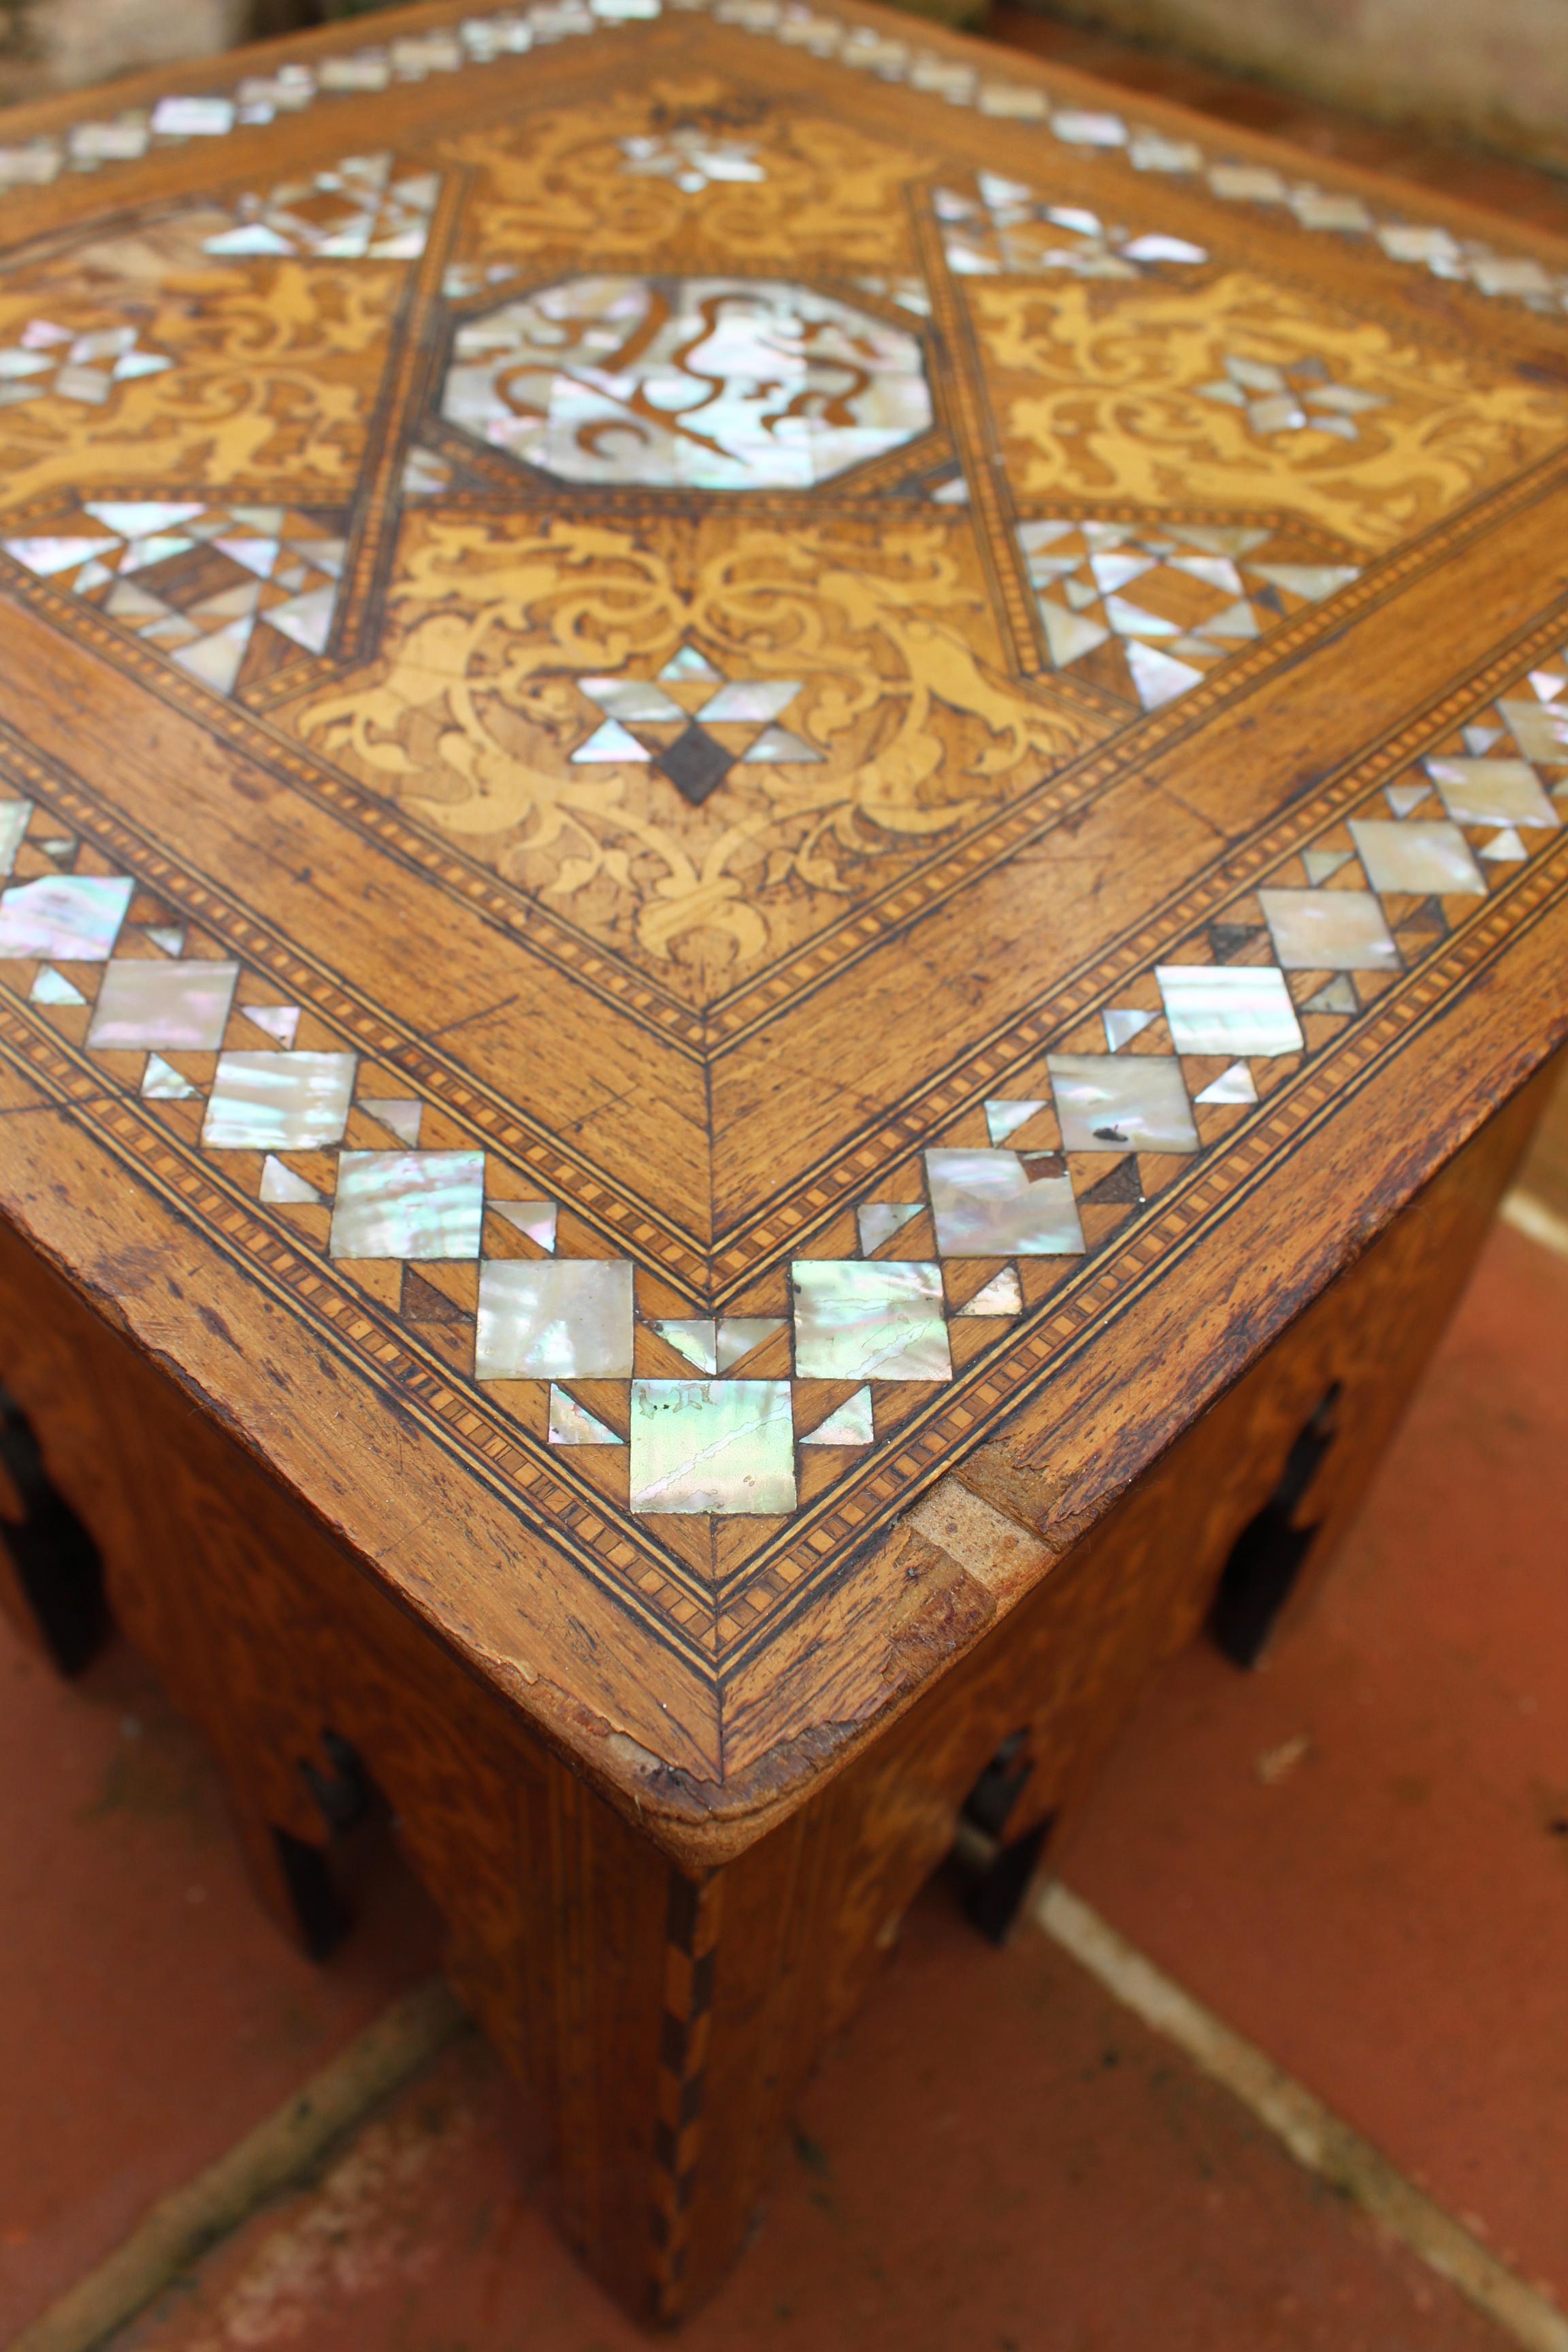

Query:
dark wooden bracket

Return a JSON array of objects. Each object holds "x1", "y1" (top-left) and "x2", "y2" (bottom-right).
[
  {"x1": 0, "y1": 1382, "x2": 107, "y2": 1676},
  {"x1": 1208, "y1": 1384, "x2": 1342, "y2": 1668},
  {"x1": 952, "y1": 1729, "x2": 1057, "y2": 1946}
]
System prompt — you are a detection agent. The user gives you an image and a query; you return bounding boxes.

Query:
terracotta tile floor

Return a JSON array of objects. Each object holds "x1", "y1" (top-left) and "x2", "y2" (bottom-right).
[
  {"x1": 971, "y1": 109, "x2": 1568, "y2": 2306},
  {"x1": 3, "y1": 20, "x2": 1568, "y2": 2349},
  {"x1": 111, "y1": 1901, "x2": 1508, "y2": 2352},
  {"x1": 0, "y1": 1629, "x2": 442, "y2": 2342},
  {"x1": 1059, "y1": 1219, "x2": 1568, "y2": 2306}
]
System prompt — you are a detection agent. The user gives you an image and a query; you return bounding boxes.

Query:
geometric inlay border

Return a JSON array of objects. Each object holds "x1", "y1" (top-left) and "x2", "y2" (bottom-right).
[{"x1": 3, "y1": 599, "x2": 1566, "y2": 1671}]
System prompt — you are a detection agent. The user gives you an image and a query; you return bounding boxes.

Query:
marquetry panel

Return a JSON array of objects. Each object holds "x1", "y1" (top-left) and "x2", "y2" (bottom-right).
[{"x1": 0, "y1": 0, "x2": 1564, "y2": 1786}]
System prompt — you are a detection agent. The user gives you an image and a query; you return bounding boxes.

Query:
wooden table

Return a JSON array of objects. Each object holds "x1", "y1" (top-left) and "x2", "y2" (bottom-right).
[{"x1": 0, "y1": 0, "x2": 1563, "y2": 2321}]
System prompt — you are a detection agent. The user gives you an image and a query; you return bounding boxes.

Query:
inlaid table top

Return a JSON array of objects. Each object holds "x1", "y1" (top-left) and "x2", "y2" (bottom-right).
[{"x1": 0, "y1": 0, "x2": 1564, "y2": 1850}]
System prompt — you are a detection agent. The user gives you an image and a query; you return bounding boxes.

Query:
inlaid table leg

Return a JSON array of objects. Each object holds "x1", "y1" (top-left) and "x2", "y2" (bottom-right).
[
  {"x1": 1200, "y1": 1067, "x2": 1558, "y2": 1675},
  {"x1": 0, "y1": 1072, "x2": 1552, "y2": 2325},
  {"x1": 482, "y1": 1054, "x2": 1550, "y2": 2321},
  {"x1": 102, "y1": 1517, "x2": 353, "y2": 1961},
  {"x1": 0, "y1": 1220, "x2": 357, "y2": 1957},
  {"x1": 884, "y1": 1068, "x2": 1559, "y2": 1949}
]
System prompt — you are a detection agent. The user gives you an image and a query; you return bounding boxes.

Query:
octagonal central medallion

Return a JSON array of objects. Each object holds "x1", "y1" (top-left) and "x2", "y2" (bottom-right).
[{"x1": 440, "y1": 274, "x2": 932, "y2": 490}]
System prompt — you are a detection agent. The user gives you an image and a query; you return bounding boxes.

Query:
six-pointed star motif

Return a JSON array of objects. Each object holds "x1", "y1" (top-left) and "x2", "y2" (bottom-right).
[{"x1": 570, "y1": 642, "x2": 823, "y2": 804}]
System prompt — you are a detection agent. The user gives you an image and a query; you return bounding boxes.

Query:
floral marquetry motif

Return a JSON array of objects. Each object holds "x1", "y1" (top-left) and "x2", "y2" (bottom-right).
[
  {"x1": 0, "y1": 223, "x2": 402, "y2": 511},
  {"x1": 292, "y1": 506, "x2": 1096, "y2": 989},
  {"x1": 438, "y1": 82, "x2": 931, "y2": 272},
  {"x1": 974, "y1": 266, "x2": 1563, "y2": 551},
  {"x1": 0, "y1": 0, "x2": 1564, "y2": 1799}
]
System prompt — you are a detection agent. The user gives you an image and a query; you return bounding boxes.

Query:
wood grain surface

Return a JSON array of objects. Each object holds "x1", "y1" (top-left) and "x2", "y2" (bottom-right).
[{"x1": 0, "y1": 0, "x2": 1563, "y2": 1854}]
